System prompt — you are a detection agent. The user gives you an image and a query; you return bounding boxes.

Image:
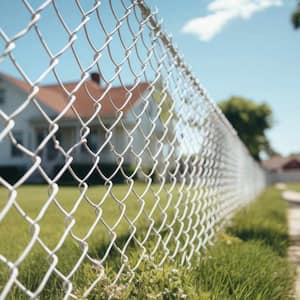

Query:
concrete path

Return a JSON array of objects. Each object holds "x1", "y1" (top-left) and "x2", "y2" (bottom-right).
[{"x1": 282, "y1": 188, "x2": 300, "y2": 299}]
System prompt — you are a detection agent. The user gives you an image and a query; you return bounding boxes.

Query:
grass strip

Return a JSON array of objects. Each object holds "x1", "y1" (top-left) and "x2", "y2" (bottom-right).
[
  {"x1": 122, "y1": 186, "x2": 294, "y2": 300},
  {"x1": 1, "y1": 186, "x2": 294, "y2": 299}
]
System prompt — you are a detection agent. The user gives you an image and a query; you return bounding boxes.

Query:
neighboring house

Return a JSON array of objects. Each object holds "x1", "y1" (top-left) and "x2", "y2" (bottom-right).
[
  {"x1": 0, "y1": 72, "x2": 167, "y2": 183},
  {"x1": 262, "y1": 156, "x2": 300, "y2": 183}
]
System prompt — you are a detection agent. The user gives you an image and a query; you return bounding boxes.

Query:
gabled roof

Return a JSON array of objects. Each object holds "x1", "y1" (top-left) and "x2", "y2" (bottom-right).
[
  {"x1": 262, "y1": 156, "x2": 300, "y2": 171},
  {"x1": 282, "y1": 159, "x2": 300, "y2": 170},
  {"x1": 0, "y1": 72, "x2": 150, "y2": 118}
]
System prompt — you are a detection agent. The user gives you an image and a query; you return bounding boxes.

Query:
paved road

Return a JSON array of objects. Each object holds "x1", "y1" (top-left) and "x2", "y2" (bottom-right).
[{"x1": 282, "y1": 188, "x2": 300, "y2": 299}]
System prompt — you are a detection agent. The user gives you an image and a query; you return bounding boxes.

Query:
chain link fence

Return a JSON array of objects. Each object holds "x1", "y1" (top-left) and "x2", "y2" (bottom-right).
[{"x1": 0, "y1": 0, "x2": 266, "y2": 298}]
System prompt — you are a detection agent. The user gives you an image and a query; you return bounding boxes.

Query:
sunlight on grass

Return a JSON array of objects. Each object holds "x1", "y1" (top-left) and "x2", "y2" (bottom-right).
[
  {"x1": 0, "y1": 182, "x2": 193, "y2": 299},
  {"x1": 0, "y1": 183, "x2": 174, "y2": 260},
  {"x1": 287, "y1": 182, "x2": 300, "y2": 193},
  {"x1": 0, "y1": 184, "x2": 294, "y2": 299}
]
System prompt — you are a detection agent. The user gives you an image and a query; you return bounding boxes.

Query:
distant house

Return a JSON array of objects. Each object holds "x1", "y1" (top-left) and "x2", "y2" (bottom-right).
[
  {"x1": 262, "y1": 156, "x2": 300, "y2": 183},
  {"x1": 0, "y1": 72, "x2": 166, "y2": 183}
]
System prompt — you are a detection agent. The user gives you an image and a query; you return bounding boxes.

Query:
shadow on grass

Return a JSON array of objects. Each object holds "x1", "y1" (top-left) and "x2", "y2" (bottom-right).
[
  {"x1": 1, "y1": 218, "x2": 175, "y2": 299},
  {"x1": 228, "y1": 226, "x2": 288, "y2": 256},
  {"x1": 226, "y1": 189, "x2": 289, "y2": 257}
]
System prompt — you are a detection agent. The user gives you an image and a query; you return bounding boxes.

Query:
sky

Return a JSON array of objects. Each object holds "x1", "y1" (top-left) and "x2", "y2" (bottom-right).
[
  {"x1": 149, "y1": 0, "x2": 300, "y2": 156},
  {"x1": 0, "y1": 0, "x2": 299, "y2": 156}
]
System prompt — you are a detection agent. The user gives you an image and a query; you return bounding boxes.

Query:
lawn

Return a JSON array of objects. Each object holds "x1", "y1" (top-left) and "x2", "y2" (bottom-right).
[
  {"x1": 287, "y1": 182, "x2": 300, "y2": 193},
  {"x1": 0, "y1": 184, "x2": 295, "y2": 299},
  {"x1": 0, "y1": 183, "x2": 174, "y2": 261},
  {"x1": 123, "y1": 186, "x2": 295, "y2": 300},
  {"x1": 0, "y1": 182, "x2": 197, "y2": 299}
]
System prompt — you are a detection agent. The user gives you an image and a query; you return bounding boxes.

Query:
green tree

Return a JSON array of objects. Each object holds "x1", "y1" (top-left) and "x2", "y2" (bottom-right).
[
  {"x1": 219, "y1": 97, "x2": 274, "y2": 161},
  {"x1": 292, "y1": 2, "x2": 300, "y2": 29}
]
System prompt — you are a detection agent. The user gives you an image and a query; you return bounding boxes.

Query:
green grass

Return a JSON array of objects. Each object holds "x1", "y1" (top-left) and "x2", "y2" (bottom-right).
[
  {"x1": 196, "y1": 186, "x2": 293, "y2": 299},
  {"x1": 287, "y1": 183, "x2": 300, "y2": 193},
  {"x1": 0, "y1": 183, "x2": 173, "y2": 260},
  {"x1": 227, "y1": 186, "x2": 289, "y2": 256},
  {"x1": 0, "y1": 182, "x2": 194, "y2": 299},
  {"x1": 0, "y1": 184, "x2": 295, "y2": 299},
  {"x1": 120, "y1": 186, "x2": 294, "y2": 300}
]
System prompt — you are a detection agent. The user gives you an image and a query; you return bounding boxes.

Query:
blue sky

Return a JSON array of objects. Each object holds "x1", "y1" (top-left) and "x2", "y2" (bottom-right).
[
  {"x1": 150, "y1": 0, "x2": 300, "y2": 156},
  {"x1": 0, "y1": 0, "x2": 299, "y2": 156}
]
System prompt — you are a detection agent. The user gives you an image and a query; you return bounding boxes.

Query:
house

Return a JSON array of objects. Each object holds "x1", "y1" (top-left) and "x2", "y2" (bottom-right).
[
  {"x1": 262, "y1": 155, "x2": 300, "y2": 183},
  {"x1": 0, "y1": 72, "x2": 167, "y2": 183}
]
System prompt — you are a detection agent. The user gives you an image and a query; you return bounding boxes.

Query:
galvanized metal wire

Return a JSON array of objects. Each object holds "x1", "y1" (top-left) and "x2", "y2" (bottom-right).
[{"x1": 0, "y1": 0, "x2": 265, "y2": 298}]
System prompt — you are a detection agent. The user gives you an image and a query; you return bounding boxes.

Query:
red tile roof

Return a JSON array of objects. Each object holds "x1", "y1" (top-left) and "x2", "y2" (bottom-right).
[
  {"x1": 262, "y1": 156, "x2": 300, "y2": 171},
  {"x1": 1, "y1": 73, "x2": 150, "y2": 118}
]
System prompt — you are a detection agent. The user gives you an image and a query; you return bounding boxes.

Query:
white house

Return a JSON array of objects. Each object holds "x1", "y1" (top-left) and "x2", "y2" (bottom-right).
[
  {"x1": 0, "y1": 72, "x2": 167, "y2": 183},
  {"x1": 262, "y1": 155, "x2": 300, "y2": 184}
]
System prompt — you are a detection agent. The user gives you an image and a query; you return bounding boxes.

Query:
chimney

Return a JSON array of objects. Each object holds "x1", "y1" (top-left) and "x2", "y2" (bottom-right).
[{"x1": 90, "y1": 72, "x2": 101, "y2": 85}]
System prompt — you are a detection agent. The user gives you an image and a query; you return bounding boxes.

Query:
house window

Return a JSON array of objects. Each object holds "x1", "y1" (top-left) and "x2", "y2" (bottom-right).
[
  {"x1": 80, "y1": 127, "x2": 98, "y2": 153},
  {"x1": 87, "y1": 128, "x2": 99, "y2": 152},
  {"x1": 0, "y1": 89, "x2": 5, "y2": 104},
  {"x1": 11, "y1": 131, "x2": 23, "y2": 157},
  {"x1": 36, "y1": 129, "x2": 58, "y2": 161},
  {"x1": 47, "y1": 138, "x2": 57, "y2": 161}
]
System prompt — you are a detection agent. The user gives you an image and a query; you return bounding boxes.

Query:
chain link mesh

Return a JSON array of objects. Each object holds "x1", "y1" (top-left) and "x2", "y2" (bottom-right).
[{"x1": 0, "y1": 0, "x2": 265, "y2": 298}]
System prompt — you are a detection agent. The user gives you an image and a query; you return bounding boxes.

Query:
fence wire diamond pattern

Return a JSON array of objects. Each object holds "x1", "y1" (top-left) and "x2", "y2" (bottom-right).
[{"x1": 0, "y1": 0, "x2": 265, "y2": 299}]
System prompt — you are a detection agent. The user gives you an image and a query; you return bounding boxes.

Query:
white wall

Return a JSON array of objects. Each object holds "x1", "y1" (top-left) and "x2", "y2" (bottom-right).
[
  {"x1": 0, "y1": 77, "x2": 54, "y2": 170},
  {"x1": 125, "y1": 94, "x2": 165, "y2": 169},
  {"x1": 267, "y1": 170, "x2": 300, "y2": 183},
  {"x1": 77, "y1": 123, "x2": 116, "y2": 164},
  {"x1": 0, "y1": 80, "x2": 172, "y2": 181}
]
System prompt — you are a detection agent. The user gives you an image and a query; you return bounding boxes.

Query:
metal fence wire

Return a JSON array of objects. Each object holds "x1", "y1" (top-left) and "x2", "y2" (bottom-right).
[{"x1": 0, "y1": 0, "x2": 266, "y2": 299}]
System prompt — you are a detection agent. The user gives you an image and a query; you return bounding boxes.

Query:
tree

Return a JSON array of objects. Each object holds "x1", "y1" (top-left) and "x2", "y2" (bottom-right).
[
  {"x1": 219, "y1": 97, "x2": 274, "y2": 161},
  {"x1": 292, "y1": 2, "x2": 300, "y2": 29}
]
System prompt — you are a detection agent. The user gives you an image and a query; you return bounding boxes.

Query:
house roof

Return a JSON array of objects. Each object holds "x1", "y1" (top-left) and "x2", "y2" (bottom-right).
[
  {"x1": 262, "y1": 156, "x2": 300, "y2": 171},
  {"x1": 0, "y1": 72, "x2": 150, "y2": 118},
  {"x1": 282, "y1": 159, "x2": 300, "y2": 170}
]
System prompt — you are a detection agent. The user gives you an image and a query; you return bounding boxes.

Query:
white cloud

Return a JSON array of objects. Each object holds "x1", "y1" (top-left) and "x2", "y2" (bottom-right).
[{"x1": 181, "y1": 0, "x2": 282, "y2": 41}]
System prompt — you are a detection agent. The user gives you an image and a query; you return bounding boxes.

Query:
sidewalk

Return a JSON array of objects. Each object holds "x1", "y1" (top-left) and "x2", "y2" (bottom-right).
[{"x1": 282, "y1": 187, "x2": 300, "y2": 299}]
